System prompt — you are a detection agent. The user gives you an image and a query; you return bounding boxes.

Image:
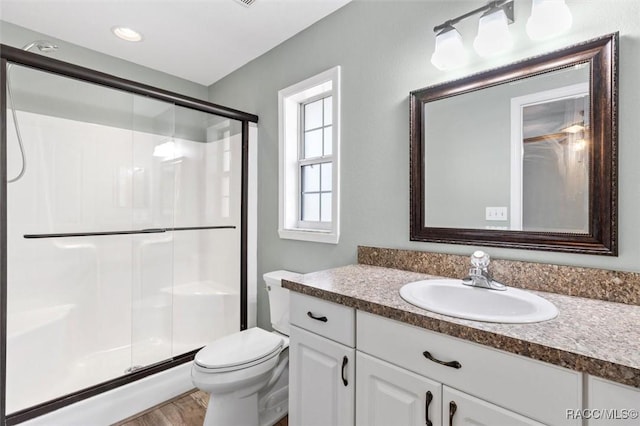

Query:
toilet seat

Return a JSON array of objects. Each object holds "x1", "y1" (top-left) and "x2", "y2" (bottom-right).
[{"x1": 195, "y1": 328, "x2": 284, "y2": 373}]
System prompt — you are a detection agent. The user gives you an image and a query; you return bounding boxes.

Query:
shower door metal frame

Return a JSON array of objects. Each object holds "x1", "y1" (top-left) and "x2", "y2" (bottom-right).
[{"x1": 0, "y1": 44, "x2": 257, "y2": 426}]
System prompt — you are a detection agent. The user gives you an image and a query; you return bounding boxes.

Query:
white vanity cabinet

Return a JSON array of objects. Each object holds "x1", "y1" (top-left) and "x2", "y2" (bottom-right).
[
  {"x1": 289, "y1": 293, "x2": 590, "y2": 426},
  {"x1": 289, "y1": 293, "x2": 356, "y2": 426},
  {"x1": 357, "y1": 311, "x2": 582, "y2": 426},
  {"x1": 587, "y1": 376, "x2": 640, "y2": 425}
]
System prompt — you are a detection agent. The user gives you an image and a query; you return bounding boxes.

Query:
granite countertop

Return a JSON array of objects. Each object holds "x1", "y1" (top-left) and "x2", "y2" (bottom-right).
[{"x1": 283, "y1": 264, "x2": 640, "y2": 388}]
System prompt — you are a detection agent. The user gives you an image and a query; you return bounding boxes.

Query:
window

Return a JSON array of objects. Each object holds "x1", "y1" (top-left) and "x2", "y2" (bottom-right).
[{"x1": 278, "y1": 67, "x2": 340, "y2": 243}]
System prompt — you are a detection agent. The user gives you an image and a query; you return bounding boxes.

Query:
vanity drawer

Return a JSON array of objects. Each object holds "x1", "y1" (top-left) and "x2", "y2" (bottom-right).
[
  {"x1": 357, "y1": 311, "x2": 582, "y2": 426},
  {"x1": 290, "y1": 292, "x2": 355, "y2": 347}
]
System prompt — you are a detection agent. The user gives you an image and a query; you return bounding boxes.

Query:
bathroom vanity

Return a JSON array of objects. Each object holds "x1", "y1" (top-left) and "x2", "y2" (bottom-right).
[{"x1": 285, "y1": 264, "x2": 640, "y2": 426}]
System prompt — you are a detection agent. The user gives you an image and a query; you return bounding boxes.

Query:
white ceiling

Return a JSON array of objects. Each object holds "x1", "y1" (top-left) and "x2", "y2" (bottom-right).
[{"x1": 0, "y1": 0, "x2": 352, "y2": 86}]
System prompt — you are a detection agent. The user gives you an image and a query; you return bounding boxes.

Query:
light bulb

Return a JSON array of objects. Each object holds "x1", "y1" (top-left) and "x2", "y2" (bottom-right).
[
  {"x1": 572, "y1": 139, "x2": 587, "y2": 151},
  {"x1": 526, "y1": 0, "x2": 572, "y2": 41},
  {"x1": 473, "y1": 8, "x2": 513, "y2": 57},
  {"x1": 153, "y1": 141, "x2": 181, "y2": 160},
  {"x1": 431, "y1": 26, "x2": 468, "y2": 70}
]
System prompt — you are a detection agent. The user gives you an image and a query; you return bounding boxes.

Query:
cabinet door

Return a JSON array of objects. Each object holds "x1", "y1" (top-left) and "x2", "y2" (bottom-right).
[
  {"x1": 444, "y1": 386, "x2": 544, "y2": 426},
  {"x1": 587, "y1": 376, "x2": 640, "y2": 425},
  {"x1": 289, "y1": 325, "x2": 355, "y2": 426},
  {"x1": 356, "y1": 352, "x2": 442, "y2": 426}
]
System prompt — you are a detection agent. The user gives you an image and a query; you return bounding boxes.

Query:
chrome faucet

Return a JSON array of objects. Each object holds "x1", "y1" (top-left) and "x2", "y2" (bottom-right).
[{"x1": 462, "y1": 251, "x2": 506, "y2": 291}]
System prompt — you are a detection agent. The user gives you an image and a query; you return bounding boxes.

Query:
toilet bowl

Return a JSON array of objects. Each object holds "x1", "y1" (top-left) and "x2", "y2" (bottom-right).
[{"x1": 191, "y1": 270, "x2": 299, "y2": 426}]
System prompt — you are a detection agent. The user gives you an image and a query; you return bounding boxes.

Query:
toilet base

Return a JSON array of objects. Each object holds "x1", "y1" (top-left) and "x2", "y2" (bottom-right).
[
  {"x1": 258, "y1": 366, "x2": 288, "y2": 426},
  {"x1": 202, "y1": 368, "x2": 288, "y2": 426},
  {"x1": 205, "y1": 393, "x2": 258, "y2": 426}
]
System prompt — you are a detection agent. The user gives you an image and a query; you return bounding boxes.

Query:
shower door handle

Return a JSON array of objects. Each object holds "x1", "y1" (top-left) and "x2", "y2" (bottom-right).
[
  {"x1": 24, "y1": 228, "x2": 167, "y2": 238},
  {"x1": 23, "y1": 225, "x2": 236, "y2": 239}
]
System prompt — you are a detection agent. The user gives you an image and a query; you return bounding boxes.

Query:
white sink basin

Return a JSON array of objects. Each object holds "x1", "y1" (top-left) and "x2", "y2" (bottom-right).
[{"x1": 399, "y1": 279, "x2": 558, "y2": 323}]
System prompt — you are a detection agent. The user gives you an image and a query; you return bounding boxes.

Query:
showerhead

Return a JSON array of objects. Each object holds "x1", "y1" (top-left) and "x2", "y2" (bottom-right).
[
  {"x1": 7, "y1": 39, "x2": 59, "y2": 184},
  {"x1": 21, "y1": 40, "x2": 59, "y2": 53}
]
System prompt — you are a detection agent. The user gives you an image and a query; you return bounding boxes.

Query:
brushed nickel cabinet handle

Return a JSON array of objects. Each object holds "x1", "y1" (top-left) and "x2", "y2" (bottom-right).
[{"x1": 423, "y1": 350, "x2": 462, "y2": 369}]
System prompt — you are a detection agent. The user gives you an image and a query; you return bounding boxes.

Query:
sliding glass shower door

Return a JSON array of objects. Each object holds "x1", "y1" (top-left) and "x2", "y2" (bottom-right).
[
  {"x1": 5, "y1": 63, "x2": 242, "y2": 414},
  {"x1": 130, "y1": 95, "x2": 176, "y2": 371},
  {"x1": 168, "y1": 107, "x2": 242, "y2": 356}
]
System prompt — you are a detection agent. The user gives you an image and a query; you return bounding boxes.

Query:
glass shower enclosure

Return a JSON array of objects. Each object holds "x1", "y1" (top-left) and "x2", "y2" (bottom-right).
[{"x1": 0, "y1": 45, "x2": 255, "y2": 424}]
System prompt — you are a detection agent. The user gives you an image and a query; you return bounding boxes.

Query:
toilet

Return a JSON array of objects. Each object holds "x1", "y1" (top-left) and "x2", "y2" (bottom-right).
[{"x1": 192, "y1": 270, "x2": 299, "y2": 426}]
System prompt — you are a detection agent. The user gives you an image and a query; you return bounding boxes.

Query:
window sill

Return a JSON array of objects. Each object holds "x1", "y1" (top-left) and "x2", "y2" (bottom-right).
[{"x1": 278, "y1": 228, "x2": 339, "y2": 244}]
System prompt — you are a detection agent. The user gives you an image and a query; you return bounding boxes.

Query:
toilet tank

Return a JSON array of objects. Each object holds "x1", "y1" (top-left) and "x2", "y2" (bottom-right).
[{"x1": 264, "y1": 270, "x2": 301, "y2": 336}]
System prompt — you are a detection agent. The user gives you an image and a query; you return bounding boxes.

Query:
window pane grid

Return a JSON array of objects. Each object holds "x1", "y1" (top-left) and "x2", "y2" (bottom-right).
[
  {"x1": 299, "y1": 95, "x2": 333, "y2": 225},
  {"x1": 301, "y1": 192, "x2": 332, "y2": 223},
  {"x1": 301, "y1": 95, "x2": 332, "y2": 160},
  {"x1": 300, "y1": 160, "x2": 332, "y2": 223}
]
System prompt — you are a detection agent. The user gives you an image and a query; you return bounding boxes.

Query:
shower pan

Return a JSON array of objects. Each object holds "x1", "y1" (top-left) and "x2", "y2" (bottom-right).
[{"x1": 0, "y1": 44, "x2": 257, "y2": 425}]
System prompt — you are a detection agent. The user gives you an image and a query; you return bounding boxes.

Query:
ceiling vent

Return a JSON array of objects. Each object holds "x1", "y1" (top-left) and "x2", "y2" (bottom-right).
[{"x1": 233, "y1": 0, "x2": 256, "y2": 7}]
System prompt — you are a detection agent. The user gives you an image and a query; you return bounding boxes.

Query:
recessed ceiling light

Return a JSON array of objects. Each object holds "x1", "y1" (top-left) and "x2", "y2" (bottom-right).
[{"x1": 112, "y1": 26, "x2": 143, "y2": 42}]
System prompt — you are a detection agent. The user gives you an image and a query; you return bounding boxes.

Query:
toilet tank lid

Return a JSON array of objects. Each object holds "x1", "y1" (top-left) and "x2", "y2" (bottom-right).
[{"x1": 263, "y1": 270, "x2": 301, "y2": 286}]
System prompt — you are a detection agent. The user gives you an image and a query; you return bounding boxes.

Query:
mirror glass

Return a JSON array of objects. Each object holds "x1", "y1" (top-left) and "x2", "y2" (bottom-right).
[
  {"x1": 410, "y1": 34, "x2": 617, "y2": 255},
  {"x1": 424, "y1": 65, "x2": 590, "y2": 233}
]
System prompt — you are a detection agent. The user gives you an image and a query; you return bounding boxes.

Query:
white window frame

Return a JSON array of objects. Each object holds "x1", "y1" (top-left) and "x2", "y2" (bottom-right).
[{"x1": 278, "y1": 66, "x2": 340, "y2": 244}]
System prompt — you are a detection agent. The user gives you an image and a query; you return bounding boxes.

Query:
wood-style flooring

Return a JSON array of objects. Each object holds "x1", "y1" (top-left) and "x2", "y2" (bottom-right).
[{"x1": 116, "y1": 390, "x2": 288, "y2": 426}]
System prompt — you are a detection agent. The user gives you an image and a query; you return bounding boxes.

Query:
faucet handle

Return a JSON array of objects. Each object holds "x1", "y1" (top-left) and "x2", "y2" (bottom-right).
[{"x1": 470, "y1": 250, "x2": 490, "y2": 268}]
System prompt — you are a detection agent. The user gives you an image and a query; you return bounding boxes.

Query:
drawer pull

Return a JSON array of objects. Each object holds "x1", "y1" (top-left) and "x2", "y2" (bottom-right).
[
  {"x1": 341, "y1": 356, "x2": 349, "y2": 386},
  {"x1": 307, "y1": 311, "x2": 328, "y2": 322},
  {"x1": 425, "y1": 390, "x2": 433, "y2": 426},
  {"x1": 449, "y1": 401, "x2": 457, "y2": 426},
  {"x1": 423, "y1": 351, "x2": 462, "y2": 369}
]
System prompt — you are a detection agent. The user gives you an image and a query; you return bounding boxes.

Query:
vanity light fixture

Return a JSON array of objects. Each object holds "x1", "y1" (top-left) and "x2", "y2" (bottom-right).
[
  {"x1": 112, "y1": 26, "x2": 143, "y2": 42},
  {"x1": 430, "y1": 0, "x2": 573, "y2": 69},
  {"x1": 431, "y1": 25, "x2": 468, "y2": 70},
  {"x1": 430, "y1": 0, "x2": 514, "y2": 69},
  {"x1": 526, "y1": 0, "x2": 573, "y2": 41},
  {"x1": 473, "y1": 4, "x2": 514, "y2": 57}
]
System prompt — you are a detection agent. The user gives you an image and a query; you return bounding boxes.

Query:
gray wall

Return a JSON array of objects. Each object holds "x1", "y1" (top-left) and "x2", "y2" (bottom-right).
[{"x1": 208, "y1": 0, "x2": 640, "y2": 330}]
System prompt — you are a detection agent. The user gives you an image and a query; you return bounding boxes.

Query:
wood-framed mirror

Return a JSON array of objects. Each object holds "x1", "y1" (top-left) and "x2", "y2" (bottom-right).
[{"x1": 410, "y1": 33, "x2": 618, "y2": 255}]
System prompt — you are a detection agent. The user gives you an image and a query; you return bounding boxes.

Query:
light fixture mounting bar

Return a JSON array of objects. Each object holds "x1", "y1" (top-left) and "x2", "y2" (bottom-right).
[{"x1": 433, "y1": 0, "x2": 514, "y2": 33}]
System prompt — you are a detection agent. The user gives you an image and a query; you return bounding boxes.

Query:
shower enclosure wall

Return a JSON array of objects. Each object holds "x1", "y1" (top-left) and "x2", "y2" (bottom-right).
[{"x1": 0, "y1": 45, "x2": 257, "y2": 425}]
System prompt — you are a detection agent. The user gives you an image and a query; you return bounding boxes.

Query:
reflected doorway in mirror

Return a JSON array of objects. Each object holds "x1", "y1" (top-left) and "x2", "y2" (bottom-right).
[{"x1": 510, "y1": 81, "x2": 590, "y2": 233}]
